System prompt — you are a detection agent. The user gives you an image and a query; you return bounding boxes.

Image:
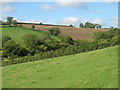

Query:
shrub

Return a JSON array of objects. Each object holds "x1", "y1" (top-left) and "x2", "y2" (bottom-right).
[
  {"x1": 69, "y1": 24, "x2": 73, "y2": 27},
  {"x1": 49, "y1": 27, "x2": 60, "y2": 36},
  {"x1": 60, "y1": 36, "x2": 74, "y2": 45},
  {"x1": 31, "y1": 25, "x2": 35, "y2": 29},
  {"x1": 3, "y1": 40, "x2": 29, "y2": 58},
  {"x1": 2, "y1": 35, "x2": 11, "y2": 47}
]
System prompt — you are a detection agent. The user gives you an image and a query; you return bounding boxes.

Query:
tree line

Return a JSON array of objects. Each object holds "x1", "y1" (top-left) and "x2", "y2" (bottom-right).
[{"x1": 1, "y1": 16, "x2": 116, "y2": 29}]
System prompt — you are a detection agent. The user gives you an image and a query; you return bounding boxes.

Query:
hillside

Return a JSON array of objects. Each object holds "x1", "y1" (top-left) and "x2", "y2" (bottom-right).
[
  {"x1": 2, "y1": 27, "x2": 60, "y2": 44},
  {"x1": 20, "y1": 24, "x2": 109, "y2": 41},
  {"x1": 2, "y1": 46, "x2": 118, "y2": 88}
]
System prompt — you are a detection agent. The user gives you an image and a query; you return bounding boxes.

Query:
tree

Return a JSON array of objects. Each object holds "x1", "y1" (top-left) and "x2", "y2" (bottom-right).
[
  {"x1": 31, "y1": 25, "x2": 35, "y2": 29},
  {"x1": 95, "y1": 24, "x2": 102, "y2": 29},
  {"x1": 12, "y1": 20, "x2": 17, "y2": 26},
  {"x1": 69, "y1": 24, "x2": 73, "y2": 27},
  {"x1": 79, "y1": 23, "x2": 84, "y2": 28},
  {"x1": 0, "y1": 21, "x2": 3, "y2": 25},
  {"x1": 110, "y1": 26, "x2": 114, "y2": 29},
  {"x1": 84, "y1": 22, "x2": 95, "y2": 28},
  {"x1": 61, "y1": 36, "x2": 74, "y2": 45},
  {"x1": 23, "y1": 34, "x2": 44, "y2": 54},
  {"x1": 39, "y1": 22, "x2": 43, "y2": 25},
  {"x1": 7, "y1": 17, "x2": 13, "y2": 25},
  {"x1": 49, "y1": 27, "x2": 60, "y2": 36},
  {"x1": 3, "y1": 40, "x2": 28, "y2": 58},
  {"x1": 93, "y1": 31, "x2": 105, "y2": 40},
  {"x1": 98, "y1": 24, "x2": 102, "y2": 28}
]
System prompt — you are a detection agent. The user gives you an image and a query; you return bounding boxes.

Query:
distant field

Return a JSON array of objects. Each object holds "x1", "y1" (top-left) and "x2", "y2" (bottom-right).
[
  {"x1": 2, "y1": 27, "x2": 60, "y2": 44},
  {"x1": 20, "y1": 24, "x2": 109, "y2": 41},
  {"x1": 2, "y1": 46, "x2": 118, "y2": 88}
]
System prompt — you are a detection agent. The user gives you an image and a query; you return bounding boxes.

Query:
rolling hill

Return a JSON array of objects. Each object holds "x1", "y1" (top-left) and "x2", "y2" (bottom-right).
[
  {"x1": 2, "y1": 46, "x2": 118, "y2": 88},
  {"x1": 2, "y1": 27, "x2": 60, "y2": 44},
  {"x1": 20, "y1": 24, "x2": 109, "y2": 41}
]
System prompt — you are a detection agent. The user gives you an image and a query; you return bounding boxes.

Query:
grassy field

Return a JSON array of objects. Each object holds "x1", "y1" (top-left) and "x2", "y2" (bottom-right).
[
  {"x1": 2, "y1": 46, "x2": 118, "y2": 88},
  {"x1": 2, "y1": 27, "x2": 59, "y2": 44}
]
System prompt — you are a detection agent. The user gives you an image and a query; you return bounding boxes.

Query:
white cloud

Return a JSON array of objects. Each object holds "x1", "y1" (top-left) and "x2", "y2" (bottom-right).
[
  {"x1": 104, "y1": 0, "x2": 119, "y2": 2},
  {"x1": 41, "y1": 4, "x2": 53, "y2": 11},
  {"x1": 82, "y1": 19, "x2": 89, "y2": 23},
  {"x1": 91, "y1": 19, "x2": 103, "y2": 25},
  {"x1": 0, "y1": 1, "x2": 15, "y2": 20},
  {"x1": 0, "y1": 14, "x2": 7, "y2": 21},
  {"x1": 60, "y1": 17, "x2": 80, "y2": 25},
  {"x1": 112, "y1": 17, "x2": 118, "y2": 25},
  {"x1": 2, "y1": 5, "x2": 14, "y2": 12},
  {"x1": 17, "y1": 19, "x2": 41, "y2": 24},
  {"x1": 82, "y1": 18, "x2": 104, "y2": 25},
  {"x1": 1, "y1": 0, "x2": 19, "y2": 3},
  {"x1": 15, "y1": 18, "x2": 48, "y2": 24},
  {"x1": 56, "y1": 0, "x2": 88, "y2": 9}
]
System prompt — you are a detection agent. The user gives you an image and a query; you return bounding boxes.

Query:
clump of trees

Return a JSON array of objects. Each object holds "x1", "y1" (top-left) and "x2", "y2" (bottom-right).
[
  {"x1": 69, "y1": 24, "x2": 73, "y2": 27},
  {"x1": 2, "y1": 37, "x2": 29, "y2": 59},
  {"x1": 7, "y1": 17, "x2": 17, "y2": 26},
  {"x1": 79, "y1": 22, "x2": 102, "y2": 28},
  {"x1": 39, "y1": 22, "x2": 43, "y2": 25}
]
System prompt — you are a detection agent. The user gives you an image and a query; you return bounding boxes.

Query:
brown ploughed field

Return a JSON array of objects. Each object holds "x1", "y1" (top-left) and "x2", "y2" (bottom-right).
[{"x1": 20, "y1": 24, "x2": 109, "y2": 42}]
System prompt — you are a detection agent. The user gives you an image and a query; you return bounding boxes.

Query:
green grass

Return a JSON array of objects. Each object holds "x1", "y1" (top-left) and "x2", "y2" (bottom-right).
[
  {"x1": 2, "y1": 27, "x2": 60, "y2": 44},
  {"x1": 2, "y1": 46, "x2": 118, "y2": 88}
]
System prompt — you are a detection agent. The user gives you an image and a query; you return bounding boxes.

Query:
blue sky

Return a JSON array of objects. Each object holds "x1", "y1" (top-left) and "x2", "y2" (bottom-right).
[{"x1": 2, "y1": 2, "x2": 118, "y2": 28}]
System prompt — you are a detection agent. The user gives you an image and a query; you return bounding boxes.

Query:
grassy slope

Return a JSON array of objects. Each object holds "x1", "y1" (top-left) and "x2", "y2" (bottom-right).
[
  {"x1": 2, "y1": 27, "x2": 60, "y2": 44},
  {"x1": 2, "y1": 46, "x2": 118, "y2": 88}
]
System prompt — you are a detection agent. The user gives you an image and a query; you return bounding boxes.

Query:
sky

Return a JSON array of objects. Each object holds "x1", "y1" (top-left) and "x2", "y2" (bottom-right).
[{"x1": 1, "y1": 1, "x2": 118, "y2": 28}]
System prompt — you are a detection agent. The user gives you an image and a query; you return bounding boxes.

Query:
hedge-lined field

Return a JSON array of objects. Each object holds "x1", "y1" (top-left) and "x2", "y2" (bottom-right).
[
  {"x1": 2, "y1": 27, "x2": 60, "y2": 44},
  {"x1": 2, "y1": 46, "x2": 118, "y2": 88}
]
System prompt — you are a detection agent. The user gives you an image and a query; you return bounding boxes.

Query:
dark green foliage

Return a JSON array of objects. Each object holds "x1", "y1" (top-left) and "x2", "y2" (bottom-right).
[
  {"x1": 31, "y1": 25, "x2": 35, "y2": 29},
  {"x1": 94, "y1": 28, "x2": 119, "y2": 41},
  {"x1": 39, "y1": 22, "x2": 43, "y2": 25},
  {"x1": 2, "y1": 40, "x2": 29, "y2": 58},
  {"x1": 12, "y1": 20, "x2": 17, "y2": 26},
  {"x1": 79, "y1": 23, "x2": 84, "y2": 28},
  {"x1": 22, "y1": 34, "x2": 45, "y2": 54},
  {"x1": 60, "y1": 36, "x2": 74, "y2": 45},
  {"x1": 7, "y1": 16, "x2": 17, "y2": 26},
  {"x1": 95, "y1": 24, "x2": 102, "y2": 28},
  {"x1": 0, "y1": 21, "x2": 3, "y2": 25},
  {"x1": 40, "y1": 32, "x2": 51, "y2": 41},
  {"x1": 69, "y1": 24, "x2": 73, "y2": 27},
  {"x1": 2, "y1": 35, "x2": 11, "y2": 47},
  {"x1": 49, "y1": 27, "x2": 60, "y2": 36},
  {"x1": 7, "y1": 17, "x2": 13, "y2": 25},
  {"x1": 83, "y1": 22, "x2": 102, "y2": 28},
  {"x1": 84, "y1": 22, "x2": 95, "y2": 28}
]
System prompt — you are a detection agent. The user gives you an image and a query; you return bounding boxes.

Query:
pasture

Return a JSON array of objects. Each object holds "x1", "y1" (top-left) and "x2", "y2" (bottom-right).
[
  {"x1": 2, "y1": 46, "x2": 118, "y2": 88},
  {"x1": 2, "y1": 27, "x2": 59, "y2": 44}
]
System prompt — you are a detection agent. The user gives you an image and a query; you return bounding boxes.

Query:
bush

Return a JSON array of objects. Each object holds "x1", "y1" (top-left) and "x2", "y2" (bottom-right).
[
  {"x1": 23, "y1": 34, "x2": 45, "y2": 54},
  {"x1": 31, "y1": 25, "x2": 35, "y2": 29},
  {"x1": 2, "y1": 35, "x2": 11, "y2": 47},
  {"x1": 3, "y1": 40, "x2": 29, "y2": 58},
  {"x1": 60, "y1": 36, "x2": 74, "y2": 45},
  {"x1": 69, "y1": 24, "x2": 73, "y2": 27},
  {"x1": 49, "y1": 27, "x2": 60, "y2": 36}
]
